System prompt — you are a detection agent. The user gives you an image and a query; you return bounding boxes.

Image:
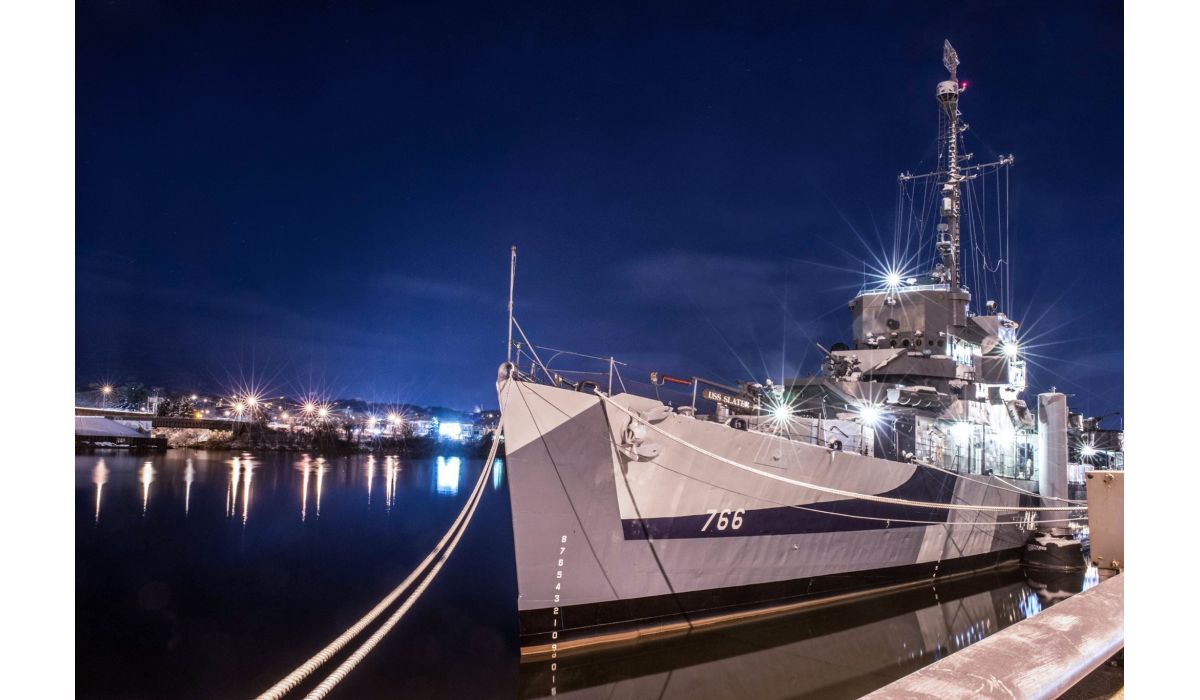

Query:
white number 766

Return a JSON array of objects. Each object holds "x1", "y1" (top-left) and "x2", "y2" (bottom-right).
[{"x1": 702, "y1": 508, "x2": 744, "y2": 531}]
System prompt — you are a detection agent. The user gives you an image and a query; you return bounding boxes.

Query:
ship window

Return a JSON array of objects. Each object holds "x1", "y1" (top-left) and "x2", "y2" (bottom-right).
[
  {"x1": 916, "y1": 338, "x2": 923, "y2": 346},
  {"x1": 902, "y1": 339, "x2": 910, "y2": 348}
]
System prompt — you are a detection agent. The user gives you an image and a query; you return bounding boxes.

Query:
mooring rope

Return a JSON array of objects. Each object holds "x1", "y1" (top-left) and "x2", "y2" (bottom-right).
[
  {"x1": 595, "y1": 391, "x2": 1082, "y2": 512},
  {"x1": 254, "y1": 412, "x2": 505, "y2": 700},
  {"x1": 302, "y1": 439, "x2": 498, "y2": 700}
]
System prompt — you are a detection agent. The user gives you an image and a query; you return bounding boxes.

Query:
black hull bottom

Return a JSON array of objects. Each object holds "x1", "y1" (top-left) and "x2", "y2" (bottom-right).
[{"x1": 519, "y1": 546, "x2": 1024, "y2": 655}]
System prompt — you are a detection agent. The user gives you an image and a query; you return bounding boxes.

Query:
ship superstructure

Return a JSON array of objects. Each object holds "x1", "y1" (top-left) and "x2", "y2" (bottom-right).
[{"x1": 496, "y1": 42, "x2": 1117, "y2": 656}]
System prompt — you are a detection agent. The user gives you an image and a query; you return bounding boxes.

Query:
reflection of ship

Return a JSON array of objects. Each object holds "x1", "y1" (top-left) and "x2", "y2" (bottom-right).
[
  {"x1": 519, "y1": 569, "x2": 1091, "y2": 699},
  {"x1": 497, "y1": 42, "x2": 1117, "y2": 655}
]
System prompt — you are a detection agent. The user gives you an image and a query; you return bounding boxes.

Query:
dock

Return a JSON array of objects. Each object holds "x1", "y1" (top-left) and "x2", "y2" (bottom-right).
[
  {"x1": 75, "y1": 415, "x2": 167, "y2": 451},
  {"x1": 863, "y1": 572, "x2": 1124, "y2": 699}
]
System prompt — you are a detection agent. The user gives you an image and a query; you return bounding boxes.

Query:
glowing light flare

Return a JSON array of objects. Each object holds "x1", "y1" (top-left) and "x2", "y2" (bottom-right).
[
  {"x1": 872, "y1": 259, "x2": 919, "y2": 293},
  {"x1": 438, "y1": 421, "x2": 463, "y2": 440},
  {"x1": 858, "y1": 404, "x2": 883, "y2": 427},
  {"x1": 950, "y1": 421, "x2": 974, "y2": 442},
  {"x1": 303, "y1": 402, "x2": 316, "y2": 416},
  {"x1": 1003, "y1": 342, "x2": 1020, "y2": 358},
  {"x1": 765, "y1": 400, "x2": 800, "y2": 437}
]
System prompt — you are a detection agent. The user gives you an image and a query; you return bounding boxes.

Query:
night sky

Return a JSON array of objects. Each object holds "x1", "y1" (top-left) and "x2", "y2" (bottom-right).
[{"x1": 77, "y1": 1, "x2": 1122, "y2": 415}]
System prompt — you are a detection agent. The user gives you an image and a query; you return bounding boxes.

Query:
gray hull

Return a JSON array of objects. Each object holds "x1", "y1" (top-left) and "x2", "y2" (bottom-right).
[{"x1": 500, "y1": 380, "x2": 1029, "y2": 653}]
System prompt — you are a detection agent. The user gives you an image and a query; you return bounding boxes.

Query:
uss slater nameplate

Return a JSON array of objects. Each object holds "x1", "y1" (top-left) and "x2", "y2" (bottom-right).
[{"x1": 701, "y1": 388, "x2": 752, "y2": 410}]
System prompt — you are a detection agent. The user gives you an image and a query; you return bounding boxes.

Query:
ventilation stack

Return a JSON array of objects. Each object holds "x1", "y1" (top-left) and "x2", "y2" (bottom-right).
[{"x1": 1025, "y1": 392, "x2": 1085, "y2": 570}]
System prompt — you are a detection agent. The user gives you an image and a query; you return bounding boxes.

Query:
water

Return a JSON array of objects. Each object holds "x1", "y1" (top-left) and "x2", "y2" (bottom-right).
[
  {"x1": 76, "y1": 451, "x2": 1099, "y2": 699},
  {"x1": 76, "y1": 451, "x2": 520, "y2": 698}
]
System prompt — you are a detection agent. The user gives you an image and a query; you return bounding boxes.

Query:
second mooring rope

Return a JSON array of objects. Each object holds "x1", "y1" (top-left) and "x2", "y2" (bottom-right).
[
  {"x1": 302, "y1": 439, "x2": 498, "y2": 699},
  {"x1": 254, "y1": 415, "x2": 504, "y2": 700}
]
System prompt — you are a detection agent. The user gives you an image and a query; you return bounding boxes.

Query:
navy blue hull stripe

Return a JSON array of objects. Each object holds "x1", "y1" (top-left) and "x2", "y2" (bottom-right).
[{"x1": 622, "y1": 465, "x2": 962, "y2": 539}]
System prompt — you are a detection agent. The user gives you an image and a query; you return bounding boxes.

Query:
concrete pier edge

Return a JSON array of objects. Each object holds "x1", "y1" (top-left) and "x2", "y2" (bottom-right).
[{"x1": 863, "y1": 573, "x2": 1124, "y2": 699}]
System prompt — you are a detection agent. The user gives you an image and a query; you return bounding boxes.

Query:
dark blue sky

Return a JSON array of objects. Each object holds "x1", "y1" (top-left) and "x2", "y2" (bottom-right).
[{"x1": 77, "y1": 1, "x2": 1122, "y2": 414}]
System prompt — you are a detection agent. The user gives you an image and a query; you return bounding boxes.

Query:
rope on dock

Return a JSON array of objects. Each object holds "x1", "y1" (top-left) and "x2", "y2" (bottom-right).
[
  {"x1": 595, "y1": 390, "x2": 1083, "y2": 512},
  {"x1": 253, "y1": 415, "x2": 504, "y2": 700}
]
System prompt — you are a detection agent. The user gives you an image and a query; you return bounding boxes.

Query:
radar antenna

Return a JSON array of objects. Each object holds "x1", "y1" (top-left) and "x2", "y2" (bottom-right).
[{"x1": 943, "y1": 40, "x2": 960, "y2": 83}]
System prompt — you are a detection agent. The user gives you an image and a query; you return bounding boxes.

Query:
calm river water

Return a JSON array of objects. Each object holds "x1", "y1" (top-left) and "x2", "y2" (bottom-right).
[{"x1": 76, "y1": 450, "x2": 1098, "y2": 699}]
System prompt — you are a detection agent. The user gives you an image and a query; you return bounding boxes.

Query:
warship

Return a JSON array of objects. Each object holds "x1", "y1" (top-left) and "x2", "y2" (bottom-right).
[{"x1": 496, "y1": 41, "x2": 1115, "y2": 657}]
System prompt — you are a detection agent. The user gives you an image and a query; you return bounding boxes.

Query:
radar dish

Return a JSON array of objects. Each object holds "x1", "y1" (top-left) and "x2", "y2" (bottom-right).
[{"x1": 943, "y1": 40, "x2": 960, "y2": 81}]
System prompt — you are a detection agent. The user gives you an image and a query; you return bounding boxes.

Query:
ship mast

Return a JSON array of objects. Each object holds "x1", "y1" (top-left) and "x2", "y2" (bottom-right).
[{"x1": 936, "y1": 40, "x2": 964, "y2": 290}]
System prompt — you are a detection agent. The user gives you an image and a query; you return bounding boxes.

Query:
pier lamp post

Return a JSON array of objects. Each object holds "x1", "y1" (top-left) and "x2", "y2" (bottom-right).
[{"x1": 101, "y1": 385, "x2": 112, "y2": 408}]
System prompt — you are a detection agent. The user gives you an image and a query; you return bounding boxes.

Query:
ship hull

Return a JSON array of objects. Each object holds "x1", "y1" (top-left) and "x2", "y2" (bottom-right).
[{"x1": 499, "y1": 379, "x2": 1030, "y2": 655}]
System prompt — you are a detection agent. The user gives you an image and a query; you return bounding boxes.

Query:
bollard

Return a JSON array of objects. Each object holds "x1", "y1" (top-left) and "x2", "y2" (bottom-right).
[{"x1": 1087, "y1": 470, "x2": 1124, "y2": 571}]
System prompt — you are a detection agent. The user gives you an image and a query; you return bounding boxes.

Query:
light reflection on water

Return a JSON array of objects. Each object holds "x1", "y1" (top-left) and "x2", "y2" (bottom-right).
[
  {"x1": 92, "y1": 459, "x2": 108, "y2": 524},
  {"x1": 315, "y1": 457, "x2": 325, "y2": 518},
  {"x1": 436, "y1": 456, "x2": 461, "y2": 495},
  {"x1": 140, "y1": 461, "x2": 154, "y2": 515},
  {"x1": 184, "y1": 459, "x2": 194, "y2": 516}
]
